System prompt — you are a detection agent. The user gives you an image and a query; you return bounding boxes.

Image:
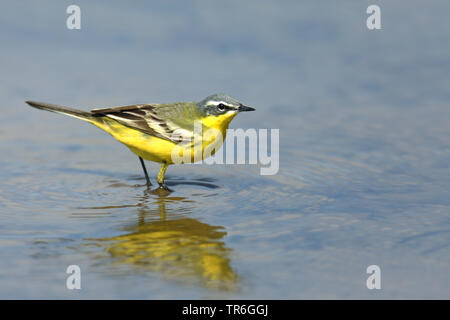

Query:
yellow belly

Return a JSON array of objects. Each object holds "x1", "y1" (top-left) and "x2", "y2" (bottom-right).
[{"x1": 90, "y1": 114, "x2": 235, "y2": 164}]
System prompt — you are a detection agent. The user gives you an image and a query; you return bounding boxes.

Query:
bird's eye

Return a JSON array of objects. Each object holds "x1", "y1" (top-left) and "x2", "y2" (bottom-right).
[{"x1": 217, "y1": 103, "x2": 226, "y2": 111}]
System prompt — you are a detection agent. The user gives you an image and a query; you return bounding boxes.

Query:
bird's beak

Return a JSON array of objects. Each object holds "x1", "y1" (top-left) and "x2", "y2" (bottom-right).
[{"x1": 238, "y1": 104, "x2": 255, "y2": 112}]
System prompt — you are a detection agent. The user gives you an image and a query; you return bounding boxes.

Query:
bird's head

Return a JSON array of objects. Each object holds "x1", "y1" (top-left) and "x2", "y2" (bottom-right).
[{"x1": 198, "y1": 93, "x2": 255, "y2": 117}]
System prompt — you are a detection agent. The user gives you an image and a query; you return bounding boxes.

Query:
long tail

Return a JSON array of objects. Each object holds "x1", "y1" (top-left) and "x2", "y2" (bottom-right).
[{"x1": 26, "y1": 100, "x2": 95, "y2": 121}]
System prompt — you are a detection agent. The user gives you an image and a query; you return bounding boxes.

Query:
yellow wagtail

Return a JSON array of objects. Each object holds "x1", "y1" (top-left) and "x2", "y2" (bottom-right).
[{"x1": 26, "y1": 94, "x2": 255, "y2": 190}]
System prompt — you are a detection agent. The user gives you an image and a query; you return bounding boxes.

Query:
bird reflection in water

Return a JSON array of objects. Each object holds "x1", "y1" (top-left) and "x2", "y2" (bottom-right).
[{"x1": 86, "y1": 187, "x2": 238, "y2": 291}]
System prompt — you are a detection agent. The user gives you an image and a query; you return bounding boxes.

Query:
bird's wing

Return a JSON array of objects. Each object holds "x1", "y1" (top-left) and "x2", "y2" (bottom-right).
[{"x1": 91, "y1": 104, "x2": 196, "y2": 144}]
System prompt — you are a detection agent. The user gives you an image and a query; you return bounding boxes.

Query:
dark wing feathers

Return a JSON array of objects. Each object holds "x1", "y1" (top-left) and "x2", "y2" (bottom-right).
[
  {"x1": 91, "y1": 104, "x2": 187, "y2": 143},
  {"x1": 91, "y1": 104, "x2": 153, "y2": 114}
]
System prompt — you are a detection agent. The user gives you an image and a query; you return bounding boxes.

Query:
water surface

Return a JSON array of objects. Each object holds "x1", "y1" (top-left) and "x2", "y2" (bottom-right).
[{"x1": 0, "y1": 1, "x2": 449, "y2": 298}]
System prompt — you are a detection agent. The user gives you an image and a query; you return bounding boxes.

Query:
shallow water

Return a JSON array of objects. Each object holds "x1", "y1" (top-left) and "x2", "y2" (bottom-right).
[{"x1": 0, "y1": 1, "x2": 449, "y2": 298}]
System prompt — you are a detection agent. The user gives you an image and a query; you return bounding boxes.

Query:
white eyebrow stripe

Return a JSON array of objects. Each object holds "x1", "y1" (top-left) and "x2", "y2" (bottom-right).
[{"x1": 206, "y1": 101, "x2": 237, "y2": 107}]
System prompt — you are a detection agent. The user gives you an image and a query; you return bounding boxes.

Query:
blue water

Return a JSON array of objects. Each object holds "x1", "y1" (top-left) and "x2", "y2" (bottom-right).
[{"x1": 0, "y1": 1, "x2": 449, "y2": 298}]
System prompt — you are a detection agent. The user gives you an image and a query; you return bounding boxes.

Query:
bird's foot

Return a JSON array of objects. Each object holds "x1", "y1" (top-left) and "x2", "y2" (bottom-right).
[{"x1": 158, "y1": 183, "x2": 172, "y2": 192}]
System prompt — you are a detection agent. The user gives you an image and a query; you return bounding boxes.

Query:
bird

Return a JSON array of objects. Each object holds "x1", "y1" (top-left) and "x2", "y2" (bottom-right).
[{"x1": 26, "y1": 94, "x2": 255, "y2": 191}]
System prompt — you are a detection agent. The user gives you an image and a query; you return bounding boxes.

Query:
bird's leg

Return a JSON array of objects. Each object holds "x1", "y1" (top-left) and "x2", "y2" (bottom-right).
[
  {"x1": 138, "y1": 156, "x2": 152, "y2": 187},
  {"x1": 157, "y1": 162, "x2": 170, "y2": 190}
]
